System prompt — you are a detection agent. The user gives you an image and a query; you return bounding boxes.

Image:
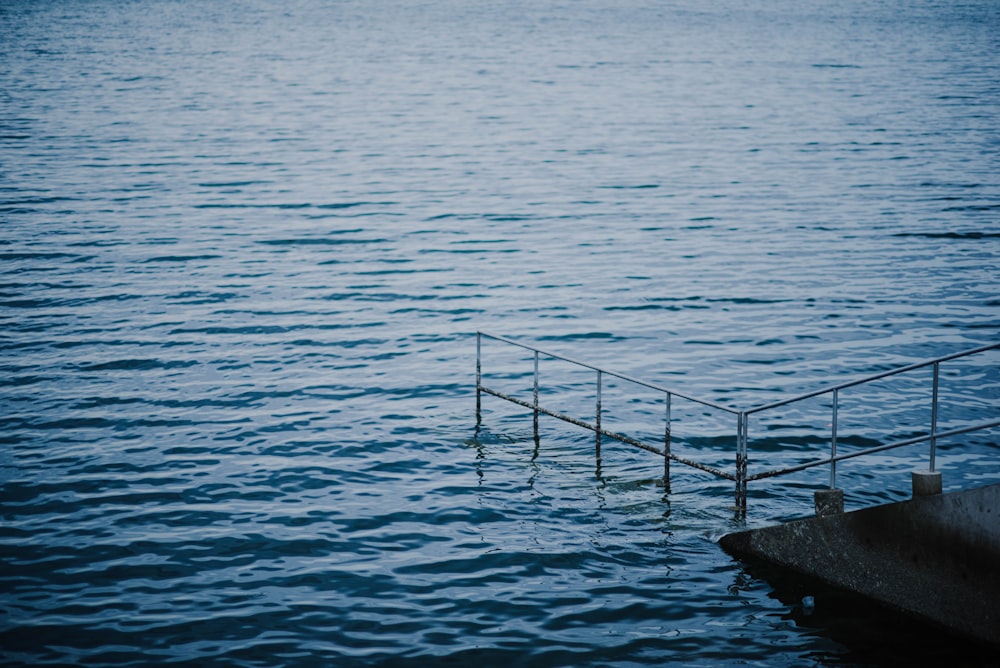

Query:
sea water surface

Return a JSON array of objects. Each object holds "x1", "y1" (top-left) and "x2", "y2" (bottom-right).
[{"x1": 2, "y1": 0, "x2": 999, "y2": 665}]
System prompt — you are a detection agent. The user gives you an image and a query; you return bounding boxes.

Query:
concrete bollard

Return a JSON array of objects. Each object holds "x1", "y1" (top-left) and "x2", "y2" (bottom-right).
[
  {"x1": 814, "y1": 488, "x2": 844, "y2": 516},
  {"x1": 912, "y1": 470, "x2": 942, "y2": 497}
]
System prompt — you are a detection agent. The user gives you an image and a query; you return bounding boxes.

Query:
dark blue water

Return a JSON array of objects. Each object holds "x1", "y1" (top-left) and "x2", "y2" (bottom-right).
[{"x1": 2, "y1": 0, "x2": 998, "y2": 665}]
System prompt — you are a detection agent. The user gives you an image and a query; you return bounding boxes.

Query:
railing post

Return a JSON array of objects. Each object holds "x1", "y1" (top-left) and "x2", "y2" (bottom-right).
[
  {"x1": 912, "y1": 361, "x2": 944, "y2": 497},
  {"x1": 830, "y1": 388, "x2": 838, "y2": 489},
  {"x1": 533, "y1": 351, "x2": 539, "y2": 443},
  {"x1": 663, "y1": 392, "x2": 671, "y2": 493},
  {"x1": 595, "y1": 370, "x2": 602, "y2": 462},
  {"x1": 735, "y1": 412, "x2": 748, "y2": 512},
  {"x1": 815, "y1": 388, "x2": 844, "y2": 516},
  {"x1": 476, "y1": 332, "x2": 482, "y2": 427},
  {"x1": 930, "y1": 361, "x2": 939, "y2": 472}
]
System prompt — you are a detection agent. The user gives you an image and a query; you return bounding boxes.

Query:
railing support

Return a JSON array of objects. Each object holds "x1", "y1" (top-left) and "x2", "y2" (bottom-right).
[
  {"x1": 533, "y1": 351, "x2": 540, "y2": 444},
  {"x1": 930, "y1": 361, "x2": 939, "y2": 472},
  {"x1": 812, "y1": 389, "x2": 846, "y2": 515},
  {"x1": 595, "y1": 370, "x2": 603, "y2": 462},
  {"x1": 912, "y1": 361, "x2": 944, "y2": 497},
  {"x1": 735, "y1": 412, "x2": 748, "y2": 512},
  {"x1": 830, "y1": 388, "x2": 839, "y2": 489},
  {"x1": 664, "y1": 392, "x2": 672, "y2": 493},
  {"x1": 476, "y1": 332, "x2": 482, "y2": 427}
]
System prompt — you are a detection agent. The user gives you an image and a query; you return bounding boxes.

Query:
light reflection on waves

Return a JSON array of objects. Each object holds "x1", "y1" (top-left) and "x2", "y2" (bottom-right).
[{"x1": 2, "y1": 0, "x2": 999, "y2": 665}]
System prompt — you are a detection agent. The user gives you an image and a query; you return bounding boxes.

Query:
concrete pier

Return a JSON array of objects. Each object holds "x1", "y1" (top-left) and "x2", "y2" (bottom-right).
[{"x1": 719, "y1": 482, "x2": 1000, "y2": 646}]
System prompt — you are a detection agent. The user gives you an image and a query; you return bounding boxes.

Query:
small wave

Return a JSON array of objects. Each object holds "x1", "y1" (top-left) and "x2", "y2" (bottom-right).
[
  {"x1": 316, "y1": 202, "x2": 395, "y2": 209},
  {"x1": 258, "y1": 237, "x2": 388, "y2": 246},
  {"x1": 892, "y1": 231, "x2": 1000, "y2": 239},
  {"x1": 604, "y1": 304, "x2": 683, "y2": 312},
  {"x1": 196, "y1": 180, "x2": 271, "y2": 188},
  {"x1": 75, "y1": 359, "x2": 199, "y2": 372},
  {"x1": 536, "y1": 332, "x2": 626, "y2": 341},
  {"x1": 142, "y1": 255, "x2": 222, "y2": 263},
  {"x1": 0, "y1": 251, "x2": 82, "y2": 261},
  {"x1": 193, "y1": 202, "x2": 313, "y2": 209}
]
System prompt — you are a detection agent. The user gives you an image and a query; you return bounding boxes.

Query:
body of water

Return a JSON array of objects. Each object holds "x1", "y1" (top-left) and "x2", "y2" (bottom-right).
[{"x1": 2, "y1": 0, "x2": 998, "y2": 665}]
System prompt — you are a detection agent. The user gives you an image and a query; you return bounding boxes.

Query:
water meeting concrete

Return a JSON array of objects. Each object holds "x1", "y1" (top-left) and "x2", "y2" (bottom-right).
[{"x1": 719, "y1": 480, "x2": 1000, "y2": 646}]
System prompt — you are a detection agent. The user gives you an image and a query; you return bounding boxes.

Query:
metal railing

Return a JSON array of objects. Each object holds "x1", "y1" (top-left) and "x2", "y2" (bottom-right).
[
  {"x1": 475, "y1": 331, "x2": 1000, "y2": 513},
  {"x1": 743, "y1": 343, "x2": 1000, "y2": 490}
]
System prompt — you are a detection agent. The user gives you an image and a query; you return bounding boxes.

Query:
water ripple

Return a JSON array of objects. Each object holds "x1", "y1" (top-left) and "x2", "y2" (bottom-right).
[{"x1": 1, "y1": 0, "x2": 998, "y2": 666}]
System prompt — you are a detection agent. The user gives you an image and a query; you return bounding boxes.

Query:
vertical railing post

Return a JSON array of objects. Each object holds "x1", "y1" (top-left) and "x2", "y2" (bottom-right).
[
  {"x1": 533, "y1": 351, "x2": 540, "y2": 443},
  {"x1": 815, "y1": 389, "x2": 844, "y2": 516},
  {"x1": 663, "y1": 392, "x2": 671, "y2": 493},
  {"x1": 595, "y1": 370, "x2": 603, "y2": 462},
  {"x1": 476, "y1": 332, "x2": 482, "y2": 427},
  {"x1": 735, "y1": 412, "x2": 748, "y2": 512},
  {"x1": 830, "y1": 388, "x2": 839, "y2": 489},
  {"x1": 930, "y1": 361, "x2": 939, "y2": 472}
]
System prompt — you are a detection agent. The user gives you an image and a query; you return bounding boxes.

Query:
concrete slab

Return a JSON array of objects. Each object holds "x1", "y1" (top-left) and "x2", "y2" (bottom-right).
[{"x1": 719, "y1": 482, "x2": 1000, "y2": 646}]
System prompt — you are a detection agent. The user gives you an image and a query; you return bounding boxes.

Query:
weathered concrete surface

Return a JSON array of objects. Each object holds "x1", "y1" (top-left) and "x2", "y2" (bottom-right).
[{"x1": 720, "y1": 483, "x2": 1000, "y2": 646}]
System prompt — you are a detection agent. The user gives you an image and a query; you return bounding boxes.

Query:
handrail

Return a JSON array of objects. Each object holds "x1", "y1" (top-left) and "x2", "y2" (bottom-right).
[
  {"x1": 746, "y1": 341, "x2": 1000, "y2": 414},
  {"x1": 743, "y1": 341, "x2": 1000, "y2": 497},
  {"x1": 746, "y1": 419, "x2": 1000, "y2": 482},
  {"x1": 475, "y1": 331, "x2": 999, "y2": 515},
  {"x1": 479, "y1": 331, "x2": 739, "y2": 414}
]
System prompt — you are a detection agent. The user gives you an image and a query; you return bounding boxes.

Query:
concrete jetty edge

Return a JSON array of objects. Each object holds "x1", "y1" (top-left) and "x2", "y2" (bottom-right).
[{"x1": 719, "y1": 482, "x2": 1000, "y2": 646}]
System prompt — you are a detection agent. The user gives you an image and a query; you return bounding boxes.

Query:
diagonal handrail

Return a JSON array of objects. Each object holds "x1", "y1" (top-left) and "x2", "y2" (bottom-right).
[
  {"x1": 478, "y1": 331, "x2": 739, "y2": 414},
  {"x1": 745, "y1": 341, "x2": 1000, "y2": 415},
  {"x1": 743, "y1": 341, "x2": 1000, "y2": 494}
]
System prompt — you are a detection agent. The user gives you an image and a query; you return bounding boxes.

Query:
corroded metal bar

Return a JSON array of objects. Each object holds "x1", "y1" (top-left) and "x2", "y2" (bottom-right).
[
  {"x1": 475, "y1": 332, "x2": 482, "y2": 426},
  {"x1": 478, "y1": 385, "x2": 736, "y2": 480},
  {"x1": 596, "y1": 370, "x2": 602, "y2": 461},
  {"x1": 664, "y1": 392, "x2": 671, "y2": 492},
  {"x1": 533, "y1": 351, "x2": 539, "y2": 443},
  {"x1": 735, "y1": 412, "x2": 748, "y2": 511}
]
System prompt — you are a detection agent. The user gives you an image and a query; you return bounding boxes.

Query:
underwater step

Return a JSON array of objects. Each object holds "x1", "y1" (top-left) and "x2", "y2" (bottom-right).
[{"x1": 719, "y1": 482, "x2": 1000, "y2": 646}]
